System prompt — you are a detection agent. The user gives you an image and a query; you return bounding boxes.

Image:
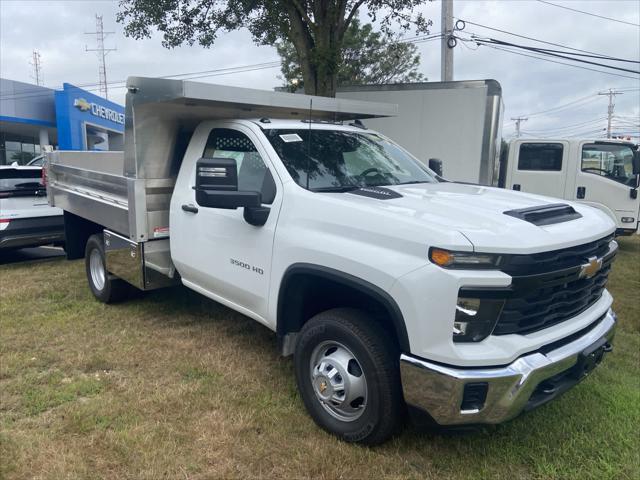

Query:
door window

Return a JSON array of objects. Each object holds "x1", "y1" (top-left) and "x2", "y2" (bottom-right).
[
  {"x1": 581, "y1": 143, "x2": 636, "y2": 187},
  {"x1": 202, "y1": 128, "x2": 276, "y2": 204},
  {"x1": 517, "y1": 143, "x2": 563, "y2": 171}
]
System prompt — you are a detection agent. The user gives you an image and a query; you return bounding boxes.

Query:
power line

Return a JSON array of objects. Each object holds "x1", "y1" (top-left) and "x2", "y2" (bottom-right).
[
  {"x1": 455, "y1": 18, "x2": 619, "y2": 59},
  {"x1": 2, "y1": 31, "x2": 444, "y2": 102},
  {"x1": 472, "y1": 37, "x2": 640, "y2": 74},
  {"x1": 3, "y1": 32, "x2": 444, "y2": 102},
  {"x1": 524, "y1": 117, "x2": 608, "y2": 133},
  {"x1": 536, "y1": 0, "x2": 640, "y2": 28},
  {"x1": 518, "y1": 95, "x2": 600, "y2": 118},
  {"x1": 0, "y1": 61, "x2": 282, "y2": 101},
  {"x1": 478, "y1": 43, "x2": 640, "y2": 81}
]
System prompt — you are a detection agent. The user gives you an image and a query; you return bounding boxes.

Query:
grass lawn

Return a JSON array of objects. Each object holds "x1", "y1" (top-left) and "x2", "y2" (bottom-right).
[{"x1": 1, "y1": 236, "x2": 638, "y2": 479}]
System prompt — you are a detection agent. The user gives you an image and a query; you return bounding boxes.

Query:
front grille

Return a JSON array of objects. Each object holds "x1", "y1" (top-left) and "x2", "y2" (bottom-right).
[
  {"x1": 499, "y1": 234, "x2": 614, "y2": 276},
  {"x1": 494, "y1": 261, "x2": 612, "y2": 335},
  {"x1": 460, "y1": 235, "x2": 616, "y2": 336}
]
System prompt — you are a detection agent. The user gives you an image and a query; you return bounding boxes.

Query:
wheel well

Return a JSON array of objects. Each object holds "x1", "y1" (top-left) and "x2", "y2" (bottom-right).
[
  {"x1": 277, "y1": 264, "x2": 410, "y2": 354},
  {"x1": 62, "y1": 211, "x2": 103, "y2": 260}
]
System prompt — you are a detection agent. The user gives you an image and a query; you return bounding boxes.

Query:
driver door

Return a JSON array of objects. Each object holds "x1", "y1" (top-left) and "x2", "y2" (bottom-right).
[
  {"x1": 570, "y1": 141, "x2": 639, "y2": 229},
  {"x1": 170, "y1": 124, "x2": 281, "y2": 323}
]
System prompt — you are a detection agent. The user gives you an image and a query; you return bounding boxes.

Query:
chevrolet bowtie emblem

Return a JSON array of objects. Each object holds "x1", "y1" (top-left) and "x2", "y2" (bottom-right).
[
  {"x1": 73, "y1": 98, "x2": 91, "y2": 112},
  {"x1": 579, "y1": 256, "x2": 602, "y2": 279}
]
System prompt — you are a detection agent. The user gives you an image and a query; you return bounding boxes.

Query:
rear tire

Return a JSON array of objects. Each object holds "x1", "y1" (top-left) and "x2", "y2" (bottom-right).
[
  {"x1": 84, "y1": 234, "x2": 128, "y2": 303},
  {"x1": 294, "y1": 308, "x2": 403, "y2": 445}
]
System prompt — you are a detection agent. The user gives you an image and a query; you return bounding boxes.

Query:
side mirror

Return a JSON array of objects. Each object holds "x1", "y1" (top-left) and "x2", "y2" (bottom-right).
[
  {"x1": 428, "y1": 158, "x2": 443, "y2": 177},
  {"x1": 195, "y1": 157, "x2": 261, "y2": 209},
  {"x1": 632, "y1": 151, "x2": 639, "y2": 175}
]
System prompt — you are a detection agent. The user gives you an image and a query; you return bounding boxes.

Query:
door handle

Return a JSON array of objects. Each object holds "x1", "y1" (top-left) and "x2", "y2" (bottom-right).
[
  {"x1": 181, "y1": 204, "x2": 199, "y2": 214},
  {"x1": 512, "y1": 184, "x2": 521, "y2": 191},
  {"x1": 577, "y1": 186, "x2": 586, "y2": 199}
]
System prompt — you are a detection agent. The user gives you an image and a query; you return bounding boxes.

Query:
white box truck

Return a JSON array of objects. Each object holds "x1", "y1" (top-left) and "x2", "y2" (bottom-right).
[
  {"x1": 337, "y1": 80, "x2": 504, "y2": 185},
  {"x1": 47, "y1": 77, "x2": 618, "y2": 444},
  {"x1": 337, "y1": 82, "x2": 639, "y2": 234}
]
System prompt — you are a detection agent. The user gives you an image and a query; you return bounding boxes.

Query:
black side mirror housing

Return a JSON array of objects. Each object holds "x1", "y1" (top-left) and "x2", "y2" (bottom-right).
[
  {"x1": 428, "y1": 158, "x2": 443, "y2": 177},
  {"x1": 195, "y1": 157, "x2": 261, "y2": 209},
  {"x1": 632, "y1": 150, "x2": 639, "y2": 175}
]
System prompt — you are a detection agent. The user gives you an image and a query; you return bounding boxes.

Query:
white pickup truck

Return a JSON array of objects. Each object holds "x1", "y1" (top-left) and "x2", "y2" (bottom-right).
[{"x1": 47, "y1": 77, "x2": 618, "y2": 445}]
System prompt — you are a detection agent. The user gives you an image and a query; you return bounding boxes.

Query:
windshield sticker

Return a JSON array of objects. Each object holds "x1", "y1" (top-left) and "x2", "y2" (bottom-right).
[{"x1": 280, "y1": 133, "x2": 303, "y2": 143}]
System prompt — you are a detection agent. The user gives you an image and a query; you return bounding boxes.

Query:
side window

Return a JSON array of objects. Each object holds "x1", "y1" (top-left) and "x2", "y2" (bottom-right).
[
  {"x1": 581, "y1": 143, "x2": 636, "y2": 186},
  {"x1": 517, "y1": 143, "x2": 563, "y2": 171},
  {"x1": 202, "y1": 128, "x2": 276, "y2": 204}
]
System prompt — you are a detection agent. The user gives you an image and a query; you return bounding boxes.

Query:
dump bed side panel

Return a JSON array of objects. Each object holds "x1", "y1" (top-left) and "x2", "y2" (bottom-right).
[{"x1": 47, "y1": 151, "x2": 132, "y2": 237}]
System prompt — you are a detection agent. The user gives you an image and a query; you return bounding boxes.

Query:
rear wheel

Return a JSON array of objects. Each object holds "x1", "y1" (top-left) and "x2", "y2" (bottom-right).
[
  {"x1": 85, "y1": 234, "x2": 128, "y2": 303},
  {"x1": 294, "y1": 308, "x2": 403, "y2": 445}
]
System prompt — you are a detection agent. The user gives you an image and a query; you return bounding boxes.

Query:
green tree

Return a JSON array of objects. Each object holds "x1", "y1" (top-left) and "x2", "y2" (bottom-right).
[
  {"x1": 117, "y1": 0, "x2": 432, "y2": 97},
  {"x1": 277, "y1": 18, "x2": 425, "y2": 92}
]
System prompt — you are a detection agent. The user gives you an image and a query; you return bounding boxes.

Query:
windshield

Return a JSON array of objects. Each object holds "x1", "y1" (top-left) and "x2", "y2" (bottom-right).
[
  {"x1": 265, "y1": 128, "x2": 437, "y2": 191},
  {"x1": 581, "y1": 143, "x2": 637, "y2": 187},
  {"x1": 27, "y1": 156, "x2": 45, "y2": 166}
]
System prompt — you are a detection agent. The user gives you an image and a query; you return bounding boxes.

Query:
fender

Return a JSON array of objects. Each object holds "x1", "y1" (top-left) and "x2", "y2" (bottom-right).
[{"x1": 277, "y1": 263, "x2": 411, "y2": 352}]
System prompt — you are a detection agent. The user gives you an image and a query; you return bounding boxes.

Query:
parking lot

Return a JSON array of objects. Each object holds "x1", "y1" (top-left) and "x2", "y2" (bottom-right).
[{"x1": 0, "y1": 236, "x2": 638, "y2": 479}]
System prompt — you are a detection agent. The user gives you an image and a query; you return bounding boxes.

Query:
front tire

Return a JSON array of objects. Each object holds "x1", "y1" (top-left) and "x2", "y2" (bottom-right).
[
  {"x1": 294, "y1": 308, "x2": 403, "y2": 445},
  {"x1": 84, "y1": 234, "x2": 128, "y2": 303}
]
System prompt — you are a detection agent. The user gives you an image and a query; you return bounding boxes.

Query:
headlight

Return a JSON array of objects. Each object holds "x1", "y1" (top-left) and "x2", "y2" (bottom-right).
[
  {"x1": 453, "y1": 295, "x2": 504, "y2": 343},
  {"x1": 429, "y1": 247, "x2": 503, "y2": 269}
]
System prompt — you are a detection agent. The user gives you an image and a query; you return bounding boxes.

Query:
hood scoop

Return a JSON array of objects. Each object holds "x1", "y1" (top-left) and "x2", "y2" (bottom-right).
[{"x1": 503, "y1": 203, "x2": 582, "y2": 226}]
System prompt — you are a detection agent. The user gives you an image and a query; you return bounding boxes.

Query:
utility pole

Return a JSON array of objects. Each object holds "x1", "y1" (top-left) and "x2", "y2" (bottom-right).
[
  {"x1": 511, "y1": 117, "x2": 528, "y2": 137},
  {"x1": 441, "y1": 0, "x2": 454, "y2": 82},
  {"x1": 598, "y1": 89, "x2": 623, "y2": 138},
  {"x1": 85, "y1": 14, "x2": 116, "y2": 99},
  {"x1": 29, "y1": 50, "x2": 43, "y2": 86}
]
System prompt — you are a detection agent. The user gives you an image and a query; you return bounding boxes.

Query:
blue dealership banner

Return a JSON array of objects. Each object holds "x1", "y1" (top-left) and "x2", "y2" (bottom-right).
[{"x1": 54, "y1": 83, "x2": 124, "y2": 150}]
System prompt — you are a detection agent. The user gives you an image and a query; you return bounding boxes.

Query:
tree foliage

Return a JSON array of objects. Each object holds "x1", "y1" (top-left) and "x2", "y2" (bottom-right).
[
  {"x1": 117, "y1": 0, "x2": 432, "y2": 97},
  {"x1": 277, "y1": 18, "x2": 424, "y2": 92}
]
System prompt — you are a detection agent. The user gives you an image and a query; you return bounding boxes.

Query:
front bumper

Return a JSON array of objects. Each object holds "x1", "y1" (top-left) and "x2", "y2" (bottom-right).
[{"x1": 400, "y1": 309, "x2": 617, "y2": 425}]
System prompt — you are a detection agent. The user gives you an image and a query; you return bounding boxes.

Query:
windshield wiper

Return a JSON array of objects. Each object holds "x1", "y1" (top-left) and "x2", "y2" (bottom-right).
[
  {"x1": 372, "y1": 180, "x2": 428, "y2": 187},
  {"x1": 395, "y1": 180, "x2": 428, "y2": 185},
  {"x1": 311, "y1": 185, "x2": 360, "y2": 193}
]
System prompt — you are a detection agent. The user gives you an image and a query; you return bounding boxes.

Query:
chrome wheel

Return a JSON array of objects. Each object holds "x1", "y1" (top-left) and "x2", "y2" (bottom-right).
[
  {"x1": 310, "y1": 341, "x2": 367, "y2": 422},
  {"x1": 89, "y1": 248, "x2": 106, "y2": 291}
]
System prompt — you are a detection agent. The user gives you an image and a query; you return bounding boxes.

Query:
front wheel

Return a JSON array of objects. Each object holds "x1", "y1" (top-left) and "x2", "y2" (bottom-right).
[
  {"x1": 294, "y1": 308, "x2": 403, "y2": 445},
  {"x1": 85, "y1": 234, "x2": 128, "y2": 303}
]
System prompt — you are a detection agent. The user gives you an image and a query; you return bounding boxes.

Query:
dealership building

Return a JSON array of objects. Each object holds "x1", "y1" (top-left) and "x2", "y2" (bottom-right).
[{"x1": 0, "y1": 78, "x2": 124, "y2": 165}]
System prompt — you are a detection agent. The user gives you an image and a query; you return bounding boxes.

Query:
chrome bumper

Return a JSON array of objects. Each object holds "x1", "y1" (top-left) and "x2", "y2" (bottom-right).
[{"x1": 400, "y1": 309, "x2": 617, "y2": 425}]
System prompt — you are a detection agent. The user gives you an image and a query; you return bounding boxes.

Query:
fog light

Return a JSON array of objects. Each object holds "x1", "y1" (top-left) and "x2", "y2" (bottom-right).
[
  {"x1": 461, "y1": 382, "x2": 489, "y2": 412},
  {"x1": 621, "y1": 217, "x2": 634, "y2": 223},
  {"x1": 453, "y1": 321, "x2": 468, "y2": 336}
]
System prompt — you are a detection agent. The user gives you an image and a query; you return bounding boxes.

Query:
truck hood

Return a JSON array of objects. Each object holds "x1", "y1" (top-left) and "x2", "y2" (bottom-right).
[{"x1": 334, "y1": 182, "x2": 615, "y2": 253}]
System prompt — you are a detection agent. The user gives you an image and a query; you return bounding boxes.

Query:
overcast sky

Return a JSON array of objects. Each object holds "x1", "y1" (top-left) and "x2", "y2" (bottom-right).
[{"x1": 1, "y1": 0, "x2": 638, "y2": 139}]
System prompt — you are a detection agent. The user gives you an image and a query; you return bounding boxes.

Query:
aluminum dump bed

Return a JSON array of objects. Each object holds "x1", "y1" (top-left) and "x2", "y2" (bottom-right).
[{"x1": 47, "y1": 76, "x2": 397, "y2": 241}]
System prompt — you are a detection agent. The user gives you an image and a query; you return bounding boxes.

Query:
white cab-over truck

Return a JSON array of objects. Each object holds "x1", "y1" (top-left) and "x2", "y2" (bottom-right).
[
  {"x1": 503, "y1": 139, "x2": 639, "y2": 235},
  {"x1": 47, "y1": 77, "x2": 619, "y2": 445}
]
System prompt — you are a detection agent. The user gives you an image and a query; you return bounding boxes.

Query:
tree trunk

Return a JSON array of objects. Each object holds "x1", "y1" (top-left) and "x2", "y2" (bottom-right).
[{"x1": 285, "y1": 0, "x2": 349, "y2": 98}]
